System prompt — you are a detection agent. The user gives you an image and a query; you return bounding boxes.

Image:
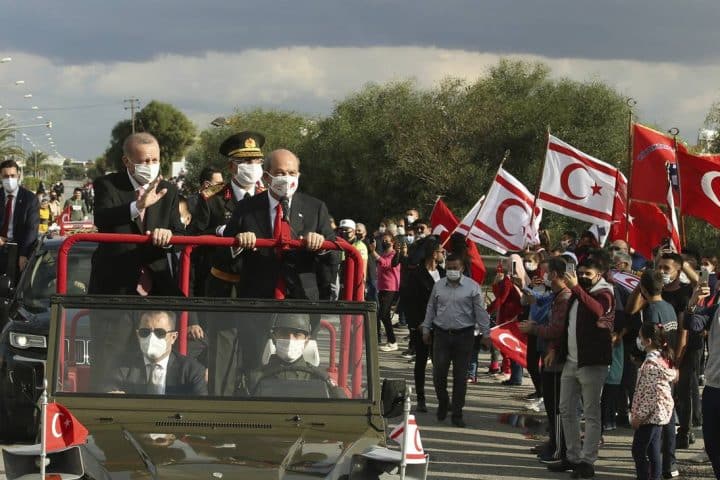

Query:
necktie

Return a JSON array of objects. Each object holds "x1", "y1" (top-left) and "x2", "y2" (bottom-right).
[
  {"x1": 147, "y1": 363, "x2": 163, "y2": 394},
  {"x1": 136, "y1": 188, "x2": 146, "y2": 223},
  {"x1": 0, "y1": 194, "x2": 13, "y2": 238},
  {"x1": 273, "y1": 201, "x2": 291, "y2": 299}
]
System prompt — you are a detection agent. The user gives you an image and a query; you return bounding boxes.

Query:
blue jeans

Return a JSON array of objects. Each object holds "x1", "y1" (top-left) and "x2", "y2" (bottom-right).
[
  {"x1": 466, "y1": 336, "x2": 482, "y2": 379},
  {"x1": 509, "y1": 360, "x2": 523, "y2": 385},
  {"x1": 703, "y1": 386, "x2": 720, "y2": 477},
  {"x1": 632, "y1": 424, "x2": 662, "y2": 480}
]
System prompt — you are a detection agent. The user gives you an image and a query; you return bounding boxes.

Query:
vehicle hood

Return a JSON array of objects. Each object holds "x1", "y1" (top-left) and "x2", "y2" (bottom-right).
[
  {"x1": 86, "y1": 423, "x2": 381, "y2": 479},
  {"x1": 7, "y1": 308, "x2": 50, "y2": 335}
]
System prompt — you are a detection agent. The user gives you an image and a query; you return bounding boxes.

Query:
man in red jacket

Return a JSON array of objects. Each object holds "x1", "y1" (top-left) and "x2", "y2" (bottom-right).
[{"x1": 550, "y1": 257, "x2": 614, "y2": 479}]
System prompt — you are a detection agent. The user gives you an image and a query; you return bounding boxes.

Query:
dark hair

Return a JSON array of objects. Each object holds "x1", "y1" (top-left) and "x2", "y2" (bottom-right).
[
  {"x1": 640, "y1": 269, "x2": 664, "y2": 296},
  {"x1": 74, "y1": 187, "x2": 83, "y2": 194},
  {"x1": 547, "y1": 257, "x2": 567, "y2": 277},
  {"x1": 445, "y1": 253, "x2": 463, "y2": 265},
  {"x1": 422, "y1": 236, "x2": 441, "y2": 262},
  {"x1": 639, "y1": 321, "x2": 674, "y2": 364},
  {"x1": 587, "y1": 248, "x2": 611, "y2": 272},
  {"x1": 0, "y1": 159, "x2": 20, "y2": 171},
  {"x1": 199, "y1": 166, "x2": 222, "y2": 184},
  {"x1": 659, "y1": 252, "x2": 683, "y2": 267},
  {"x1": 578, "y1": 257, "x2": 606, "y2": 273},
  {"x1": 524, "y1": 252, "x2": 540, "y2": 263},
  {"x1": 562, "y1": 230, "x2": 577, "y2": 240}
]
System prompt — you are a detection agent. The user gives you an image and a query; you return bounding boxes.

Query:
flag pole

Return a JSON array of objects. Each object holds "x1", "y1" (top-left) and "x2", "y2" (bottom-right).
[
  {"x1": 625, "y1": 98, "x2": 636, "y2": 243},
  {"x1": 40, "y1": 378, "x2": 48, "y2": 478},
  {"x1": 399, "y1": 385, "x2": 412, "y2": 480},
  {"x1": 440, "y1": 150, "x2": 510, "y2": 248},
  {"x1": 669, "y1": 127, "x2": 686, "y2": 249},
  {"x1": 530, "y1": 128, "x2": 550, "y2": 230}
]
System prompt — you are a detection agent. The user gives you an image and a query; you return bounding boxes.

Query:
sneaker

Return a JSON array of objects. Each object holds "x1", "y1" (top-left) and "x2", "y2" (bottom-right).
[
  {"x1": 525, "y1": 398, "x2": 542, "y2": 412},
  {"x1": 547, "y1": 460, "x2": 579, "y2": 472},
  {"x1": 538, "y1": 450, "x2": 562, "y2": 465},
  {"x1": 379, "y1": 342, "x2": 399, "y2": 352},
  {"x1": 529, "y1": 442, "x2": 548, "y2": 454},
  {"x1": 501, "y1": 379, "x2": 522, "y2": 386},
  {"x1": 400, "y1": 350, "x2": 415, "y2": 359},
  {"x1": 662, "y1": 469, "x2": 679, "y2": 478},
  {"x1": 451, "y1": 417, "x2": 466, "y2": 428},
  {"x1": 416, "y1": 399, "x2": 428, "y2": 413},
  {"x1": 467, "y1": 376, "x2": 478, "y2": 384},
  {"x1": 570, "y1": 461, "x2": 595, "y2": 478},
  {"x1": 525, "y1": 392, "x2": 541, "y2": 400}
]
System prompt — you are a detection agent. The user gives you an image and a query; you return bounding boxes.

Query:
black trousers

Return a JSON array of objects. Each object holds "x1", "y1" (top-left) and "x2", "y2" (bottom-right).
[
  {"x1": 618, "y1": 346, "x2": 639, "y2": 422},
  {"x1": 526, "y1": 334, "x2": 542, "y2": 397},
  {"x1": 432, "y1": 328, "x2": 474, "y2": 419},
  {"x1": 542, "y1": 369, "x2": 565, "y2": 459},
  {"x1": 414, "y1": 328, "x2": 431, "y2": 401},
  {"x1": 676, "y1": 348, "x2": 702, "y2": 435},
  {"x1": 377, "y1": 290, "x2": 398, "y2": 344},
  {"x1": 632, "y1": 424, "x2": 663, "y2": 480}
]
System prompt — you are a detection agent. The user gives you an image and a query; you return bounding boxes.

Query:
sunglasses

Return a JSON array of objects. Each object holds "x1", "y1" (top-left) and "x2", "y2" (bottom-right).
[{"x1": 137, "y1": 328, "x2": 176, "y2": 339}]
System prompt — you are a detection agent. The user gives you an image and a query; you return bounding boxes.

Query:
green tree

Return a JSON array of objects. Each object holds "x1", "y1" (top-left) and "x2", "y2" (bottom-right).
[
  {"x1": 0, "y1": 118, "x2": 22, "y2": 161},
  {"x1": 25, "y1": 150, "x2": 50, "y2": 178},
  {"x1": 704, "y1": 101, "x2": 720, "y2": 153},
  {"x1": 185, "y1": 108, "x2": 314, "y2": 190},
  {"x1": 105, "y1": 100, "x2": 196, "y2": 174}
]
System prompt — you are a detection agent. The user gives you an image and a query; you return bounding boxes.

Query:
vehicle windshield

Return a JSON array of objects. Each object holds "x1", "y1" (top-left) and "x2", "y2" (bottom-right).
[
  {"x1": 53, "y1": 305, "x2": 369, "y2": 401},
  {"x1": 19, "y1": 242, "x2": 95, "y2": 312}
]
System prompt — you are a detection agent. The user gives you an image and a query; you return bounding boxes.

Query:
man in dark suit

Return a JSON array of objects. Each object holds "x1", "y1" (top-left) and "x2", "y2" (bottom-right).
[
  {"x1": 207, "y1": 149, "x2": 336, "y2": 396},
  {"x1": 103, "y1": 310, "x2": 207, "y2": 396},
  {"x1": 0, "y1": 159, "x2": 39, "y2": 277},
  {"x1": 89, "y1": 132, "x2": 185, "y2": 387}
]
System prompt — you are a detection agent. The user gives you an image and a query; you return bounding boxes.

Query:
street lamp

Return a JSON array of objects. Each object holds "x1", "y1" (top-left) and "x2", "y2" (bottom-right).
[{"x1": 0, "y1": 121, "x2": 52, "y2": 132}]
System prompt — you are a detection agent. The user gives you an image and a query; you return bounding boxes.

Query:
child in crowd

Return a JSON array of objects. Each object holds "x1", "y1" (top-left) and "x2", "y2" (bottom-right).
[{"x1": 631, "y1": 322, "x2": 676, "y2": 480}]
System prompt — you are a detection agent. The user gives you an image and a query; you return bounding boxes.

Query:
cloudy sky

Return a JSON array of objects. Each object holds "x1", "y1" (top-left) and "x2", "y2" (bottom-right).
[{"x1": 0, "y1": 0, "x2": 718, "y2": 162}]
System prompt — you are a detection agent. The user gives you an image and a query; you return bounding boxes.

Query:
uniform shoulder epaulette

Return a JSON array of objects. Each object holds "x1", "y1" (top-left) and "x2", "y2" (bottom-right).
[{"x1": 201, "y1": 183, "x2": 227, "y2": 200}]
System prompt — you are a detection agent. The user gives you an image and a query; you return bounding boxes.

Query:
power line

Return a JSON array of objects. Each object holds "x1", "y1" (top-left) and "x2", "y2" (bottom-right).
[{"x1": 123, "y1": 98, "x2": 140, "y2": 133}]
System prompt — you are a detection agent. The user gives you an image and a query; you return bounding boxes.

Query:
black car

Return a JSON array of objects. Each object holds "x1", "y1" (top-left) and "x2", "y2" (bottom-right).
[{"x1": 0, "y1": 236, "x2": 95, "y2": 441}]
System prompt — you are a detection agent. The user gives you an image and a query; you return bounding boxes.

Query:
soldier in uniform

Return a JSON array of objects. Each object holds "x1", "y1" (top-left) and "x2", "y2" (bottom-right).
[
  {"x1": 246, "y1": 313, "x2": 342, "y2": 398},
  {"x1": 192, "y1": 131, "x2": 266, "y2": 297}
]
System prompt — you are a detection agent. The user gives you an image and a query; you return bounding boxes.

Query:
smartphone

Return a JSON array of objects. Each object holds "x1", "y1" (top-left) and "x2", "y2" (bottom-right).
[
  {"x1": 700, "y1": 268, "x2": 710, "y2": 286},
  {"x1": 566, "y1": 262, "x2": 575, "y2": 274}
]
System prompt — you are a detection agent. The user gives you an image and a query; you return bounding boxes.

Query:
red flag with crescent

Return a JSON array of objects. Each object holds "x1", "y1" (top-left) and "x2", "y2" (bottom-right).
[
  {"x1": 489, "y1": 320, "x2": 527, "y2": 368},
  {"x1": 537, "y1": 135, "x2": 617, "y2": 226},
  {"x1": 456, "y1": 168, "x2": 541, "y2": 254},
  {"x1": 677, "y1": 149, "x2": 720, "y2": 229},
  {"x1": 429, "y1": 199, "x2": 486, "y2": 283},
  {"x1": 625, "y1": 201, "x2": 675, "y2": 259},
  {"x1": 630, "y1": 124, "x2": 683, "y2": 205},
  {"x1": 44, "y1": 402, "x2": 88, "y2": 452}
]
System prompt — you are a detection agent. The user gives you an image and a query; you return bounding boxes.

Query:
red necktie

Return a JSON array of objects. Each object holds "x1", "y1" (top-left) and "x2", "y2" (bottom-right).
[
  {"x1": 1, "y1": 195, "x2": 13, "y2": 238},
  {"x1": 273, "y1": 202, "x2": 291, "y2": 299}
]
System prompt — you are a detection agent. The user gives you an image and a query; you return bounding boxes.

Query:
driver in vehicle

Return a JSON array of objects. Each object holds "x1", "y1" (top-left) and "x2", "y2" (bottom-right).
[
  {"x1": 103, "y1": 310, "x2": 207, "y2": 395},
  {"x1": 247, "y1": 313, "x2": 342, "y2": 398}
]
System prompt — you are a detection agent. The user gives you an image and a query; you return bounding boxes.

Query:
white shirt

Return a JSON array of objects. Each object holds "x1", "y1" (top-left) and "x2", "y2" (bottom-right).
[
  {"x1": 429, "y1": 268, "x2": 440, "y2": 283},
  {"x1": 3, "y1": 190, "x2": 18, "y2": 240},
  {"x1": 143, "y1": 354, "x2": 170, "y2": 394},
  {"x1": 127, "y1": 171, "x2": 149, "y2": 220},
  {"x1": 231, "y1": 181, "x2": 254, "y2": 202},
  {"x1": 567, "y1": 301, "x2": 579, "y2": 363}
]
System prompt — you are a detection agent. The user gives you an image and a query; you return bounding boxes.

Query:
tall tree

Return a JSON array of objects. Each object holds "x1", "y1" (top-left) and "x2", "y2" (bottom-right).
[
  {"x1": 25, "y1": 150, "x2": 50, "y2": 178},
  {"x1": 0, "y1": 118, "x2": 22, "y2": 161},
  {"x1": 105, "y1": 101, "x2": 196, "y2": 174}
]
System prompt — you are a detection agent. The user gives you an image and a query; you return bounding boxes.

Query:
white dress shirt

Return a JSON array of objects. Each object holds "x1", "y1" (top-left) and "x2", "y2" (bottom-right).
[
  {"x1": 3, "y1": 190, "x2": 18, "y2": 240},
  {"x1": 128, "y1": 171, "x2": 149, "y2": 220},
  {"x1": 143, "y1": 354, "x2": 170, "y2": 394}
]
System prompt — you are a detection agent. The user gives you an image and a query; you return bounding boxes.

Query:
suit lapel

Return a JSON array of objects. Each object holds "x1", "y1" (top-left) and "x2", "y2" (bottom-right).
[
  {"x1": 253, "y1": 192, "x2": 272, "y2": 239},
  {"x1": 117, "y1": 173, "x2": 144, "y2": 233},
  {"x1": 289, "y1": 194, "x2": 305, "y2": 238}
]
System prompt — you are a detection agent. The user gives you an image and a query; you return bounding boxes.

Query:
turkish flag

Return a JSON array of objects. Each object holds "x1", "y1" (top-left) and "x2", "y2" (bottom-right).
[
  {"x1": 456, "y1": 168, "x2": 541, "y2": 254},
  {"x1": 489, "y1": 321, "x2": 527, "y2": 368},
  {"x1": 44, "y1": 403, "x2": 88, "y2": 452},
  {"x1": 608, "y1": 171, "x2": 628, "y2": 242},
  {"x1": 429, "y1": 199, "x2": 486, "y2": 283},
  {"x1": 537, "y1": 135, "x2": 617, "y2": 225},
  {"x1": 630, "y1": 124, "x2": 684, "y2": 205},
  {"x1": 677, "y1": 149, "x2": 720, "y2": 229},
  {"x1": 626, "y1": 201, "x2": 675, "y2": 259}
]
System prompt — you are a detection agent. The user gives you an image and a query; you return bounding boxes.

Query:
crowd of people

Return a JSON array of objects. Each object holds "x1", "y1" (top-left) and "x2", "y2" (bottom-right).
[
  {"x1": 33, "y1": 180, "x2": 94, "y2": 233},
  {"x1": 1, "y1": 127, "x2": 718, "y2": 479}
]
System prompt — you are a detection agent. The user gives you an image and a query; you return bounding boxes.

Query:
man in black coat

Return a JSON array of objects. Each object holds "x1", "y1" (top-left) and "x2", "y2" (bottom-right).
[
  {"x1": 0, "y1": 159, "x2": 39, "y2": 277},
  {"x1": 103, "y1": 311, "x2": 207, "y2": 396},
  {"x1": 207, "y1": 148, "x2": 336, "y2": 396},
  {"x1": 89, "y1": 132, "x2": 185, "y2": 387}
]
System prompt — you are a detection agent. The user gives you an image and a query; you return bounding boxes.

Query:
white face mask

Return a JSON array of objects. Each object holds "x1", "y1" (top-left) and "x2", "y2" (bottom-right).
[
  {"x1": 446, "y1": 269, "x2": 462, "y2": 282},
  {"x1": 406, "y1": 235, "x2": 415, "y2": 244},
  {"x1": 275, "y1": 338, "x2": 306, "y2": 363},
  {"x1": 524, "y1": 262, "x2": 537, "y2": 272},
  {"x1": 397, "y1": 227, "x2": 406, "y2": 236},
  {"x1": 679, "y1": 272, "x2": 689, "y2": 284},
  {"x1": 661, "y1": 273, "x2": 673, "y2": 285},
  {"x1": 543, "y1": 272, "x2": 551, "y2": 287},
  {"x1": 635, "y1": 336, "x2": 645, "y2": 352},
  {"x1": 378, "y1": 226, "x2": 386, "y2": 234},
  {"x1": 235, "y1": 163, "x2": 263, "y2": 187},
  {"x1": 561, "y1": 240, "x2": 570, "y2": 248},
  {"x1": 139, "y1": 333, "x2": 168, "y2": 361},
  {"x1": 2, "y1": 178, "x2": 18, "y2": 193},
  {"x1": 701, "y1": 265, "x2": 714, "y2": 273},
  {"x1": 133, "y1": 163, "x2": 160, "y2": 185},
  {"x1": 267, "y1": 173, "x2": 299, "y2": 198},
  {"x1": 406, "y1": 215, "x2": 417, "y2": 225}
]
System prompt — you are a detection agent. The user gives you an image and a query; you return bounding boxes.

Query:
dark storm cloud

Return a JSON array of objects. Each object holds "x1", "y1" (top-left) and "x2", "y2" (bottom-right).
[{"x1": 2, "y1": 0, "x2": 719, "y2": 65}]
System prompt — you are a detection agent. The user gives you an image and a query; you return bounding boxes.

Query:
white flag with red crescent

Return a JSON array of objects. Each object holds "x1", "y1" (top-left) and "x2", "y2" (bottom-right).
[
  {"x1": 456, "y1": 168, "x2": 541, "y2": 254},
  {"x1": 537, "y1": 135, "x2": 618, "y2": 226},
  {"x1": 389, "y1": 414, "x2": 426, "y2": 464}
]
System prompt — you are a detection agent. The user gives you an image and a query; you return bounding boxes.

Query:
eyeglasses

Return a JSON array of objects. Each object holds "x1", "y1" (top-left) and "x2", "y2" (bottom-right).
[
  {"x1": 137, "y1": 328, "x2": 176, "y2": 339},
  {"x1": 608, "y1": 246, "x2": 625, "y2": 251}
]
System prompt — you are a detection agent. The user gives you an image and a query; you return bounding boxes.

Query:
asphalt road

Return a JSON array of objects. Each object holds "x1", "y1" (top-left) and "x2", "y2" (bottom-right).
[{"x1": 0, "y1": 327, "x2": 715, "y2": 479}]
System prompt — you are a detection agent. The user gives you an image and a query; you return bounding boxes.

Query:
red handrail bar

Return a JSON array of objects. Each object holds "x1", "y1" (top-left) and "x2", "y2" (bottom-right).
[
  {"x1": 319, "y1": 319, "x2": 337, "y2": 379},
  {"x1": 56, "y1": 233, "x2": 367, "y2": 397}
]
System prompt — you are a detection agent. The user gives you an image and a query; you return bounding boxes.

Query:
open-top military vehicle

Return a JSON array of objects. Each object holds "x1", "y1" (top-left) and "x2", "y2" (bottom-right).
[{"x1": 3, "y1": 233, "x2": 427, "y2": 480}]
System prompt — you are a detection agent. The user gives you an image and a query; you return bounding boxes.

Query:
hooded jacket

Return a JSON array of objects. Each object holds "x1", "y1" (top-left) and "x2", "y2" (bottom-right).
[
  {"x1": 632, "y1": 350, "x2": 676, "y2": 425},
  {"x1": 559, "y1": 277, "x2": 615, "y2": 367}
]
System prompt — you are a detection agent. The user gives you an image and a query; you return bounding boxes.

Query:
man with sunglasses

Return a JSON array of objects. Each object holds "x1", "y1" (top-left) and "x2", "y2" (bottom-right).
[{"x1": 103, "y1": 311, "x2": 207, "y2": 396}]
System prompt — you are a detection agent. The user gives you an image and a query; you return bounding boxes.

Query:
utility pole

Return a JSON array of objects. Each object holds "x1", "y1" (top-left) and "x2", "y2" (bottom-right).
[{"x1": 123, "y1": 98, "x2": 140, "y2": 133}]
